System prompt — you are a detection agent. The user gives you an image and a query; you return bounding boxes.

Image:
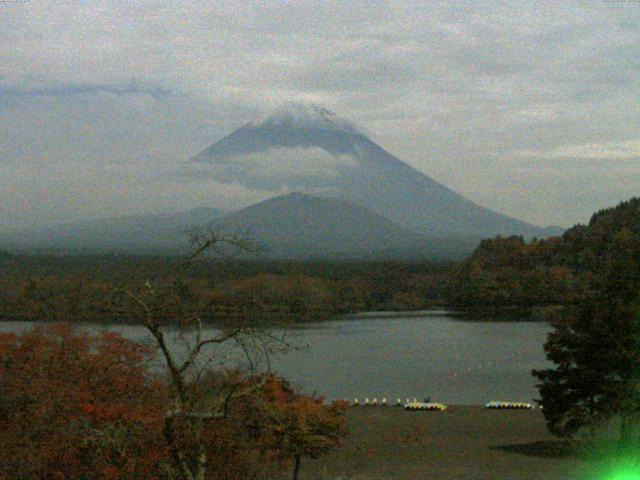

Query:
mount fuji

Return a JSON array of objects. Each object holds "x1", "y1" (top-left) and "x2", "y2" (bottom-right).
[
  {"x1": 191, "y1": 103, "x2": 560, "y2": 239},
  {"x1": 0, "y1": 104, "x2": 562, "y2": 258}
]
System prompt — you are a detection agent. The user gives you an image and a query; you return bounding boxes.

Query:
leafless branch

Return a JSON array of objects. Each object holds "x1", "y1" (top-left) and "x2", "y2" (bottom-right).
[
  {"x1": 116, "y1": 224, "x2": 287, "y2": 480},
  {"x1": 185, "y1": 223, "x2": 261, "y2": 265}
]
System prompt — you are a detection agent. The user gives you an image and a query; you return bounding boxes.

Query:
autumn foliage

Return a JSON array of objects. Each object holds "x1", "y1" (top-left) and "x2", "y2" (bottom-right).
[
  {"x1": 256, "y1": 377, "x2": 348, "y2": 479},
  {"x1": 0, "y1": 324, "x2": 165, "y2": 479},
  {"x1": 0, "y1": 325, "x2": 346, "y2": 480},
  {"x1": 199, "y1": 375, "x2": 347, "y2": 480}
]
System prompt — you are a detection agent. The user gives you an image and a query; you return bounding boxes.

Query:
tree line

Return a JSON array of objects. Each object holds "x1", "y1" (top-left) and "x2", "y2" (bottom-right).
[
  {"x1": 533, "y1": 198, "x2": 640, "y2": 449},
  {"x1": 446, "y1": 197, "x2": 640, "y2": 312},
  {"x1": 0, "y1": 256, "x2": 451, "y2": 325}
]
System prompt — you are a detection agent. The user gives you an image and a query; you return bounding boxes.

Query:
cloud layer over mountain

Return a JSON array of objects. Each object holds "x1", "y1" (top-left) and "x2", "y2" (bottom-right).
[{"x1": 191, "y1": 146, "x2": 357, "y2": 192}]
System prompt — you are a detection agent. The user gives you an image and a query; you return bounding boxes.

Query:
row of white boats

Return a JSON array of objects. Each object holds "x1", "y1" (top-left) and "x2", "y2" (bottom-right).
[
  {"x1": 347, "y1": 398, "x2": 534, "y2": 410},
  {"x1": 484, "y1": 401, "x2": 534, "y2": 409}
]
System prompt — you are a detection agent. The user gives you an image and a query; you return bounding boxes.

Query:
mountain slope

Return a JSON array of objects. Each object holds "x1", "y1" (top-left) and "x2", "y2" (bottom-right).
[
  {"x1": 191, "y1": 103, "x2": 560, "y2": 238},
  {"x1": 1, "y1": 208, "x2": 226, "y2": 254},
  {"x1": 214, "y1": 192, "x2": 480, "y2": 259}
]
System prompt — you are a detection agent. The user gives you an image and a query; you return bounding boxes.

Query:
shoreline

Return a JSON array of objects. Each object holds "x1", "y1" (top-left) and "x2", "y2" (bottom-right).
[{"x1": 0, "y1": 308, "x2": 552, "y2": 327}]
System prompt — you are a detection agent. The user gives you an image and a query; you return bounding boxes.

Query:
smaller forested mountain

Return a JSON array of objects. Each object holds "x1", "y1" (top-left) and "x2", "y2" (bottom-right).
[
  {"x1": 214, "y1": 192, "x2": 479, "y2": 260},
  {"x1": 0, "y1": 250, "x2": 11, "y2": 260},
  {"x1": 446, "y1": 197, "x2": 640, "y2": 309}
]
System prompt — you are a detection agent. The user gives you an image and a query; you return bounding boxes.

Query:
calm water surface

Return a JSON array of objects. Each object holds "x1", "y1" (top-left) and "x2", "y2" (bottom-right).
[{"x1": 0, "y1": 312, "x2": 551, "y2": 405}]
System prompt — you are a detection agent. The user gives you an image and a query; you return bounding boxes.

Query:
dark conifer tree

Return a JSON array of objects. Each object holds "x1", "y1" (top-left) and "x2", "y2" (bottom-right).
[{"x1": 533, "y1": 299, "x2": 640, "y2": 442}]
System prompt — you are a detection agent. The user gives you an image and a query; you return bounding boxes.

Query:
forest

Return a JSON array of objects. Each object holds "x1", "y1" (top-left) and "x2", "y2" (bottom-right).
[
  {"x1": 0, "y1": 255, "x2": 451, "y2": 325},
  {"x1": 445, "y1": 197, "x2": 640, "y2": 312},
  {"x1": 0, "y1": 232, "x2": 357, "y2": 480},
  {"x1": 3, "y1": 198, "x2": 640, "y2": 326}
]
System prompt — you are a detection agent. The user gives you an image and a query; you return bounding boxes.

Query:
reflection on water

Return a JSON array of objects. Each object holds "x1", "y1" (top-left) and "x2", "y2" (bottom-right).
[{"x1": 0, "y1": 312, "x2": 551, "y2": 405}]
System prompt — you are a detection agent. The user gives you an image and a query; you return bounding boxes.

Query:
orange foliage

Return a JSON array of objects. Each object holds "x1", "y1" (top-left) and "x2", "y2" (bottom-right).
[
  {"x1": 199, "y1": 375, "x2": 347, "y2": 480},
  {"x1": 0, "y1": 324, "x2": 166, "y2": 479},
  {"x1": 0, "y1": 328, "x2": 346, "y2": 480},
  {"x1": 256, "y1": 376, "x2": 347, "y2": 477}
]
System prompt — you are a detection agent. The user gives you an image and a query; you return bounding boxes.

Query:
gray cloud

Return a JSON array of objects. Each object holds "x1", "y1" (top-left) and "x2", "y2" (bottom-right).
[
  {"x1": 0, "y1": 82, "x2": 172, "y2": 99},
  {"x1": 1, "y1": 0, "x2": 639, "y2": 230},
  {"x1": 185, "y1": 146, "x2": 357, "y2": 192}
]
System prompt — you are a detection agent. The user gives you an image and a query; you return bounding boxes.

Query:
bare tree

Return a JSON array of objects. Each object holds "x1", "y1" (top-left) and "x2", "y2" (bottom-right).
[
  {"x1": 121, "y1": 227, "x2": 284, "y2": 480},
  {"x1": 185, "y1": 223, "x2": 261, "y2": 265}
]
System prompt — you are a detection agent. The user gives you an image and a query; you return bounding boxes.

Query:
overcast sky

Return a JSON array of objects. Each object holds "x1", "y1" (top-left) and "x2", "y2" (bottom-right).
[{"x1": 1, "y1": 0, "x2": 639, "y2": 230}]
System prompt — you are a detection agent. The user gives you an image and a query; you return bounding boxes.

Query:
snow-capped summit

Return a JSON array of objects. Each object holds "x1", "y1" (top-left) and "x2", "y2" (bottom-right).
[{"x1": 250, "y1": 102, "x2": 359, "y2": 134}]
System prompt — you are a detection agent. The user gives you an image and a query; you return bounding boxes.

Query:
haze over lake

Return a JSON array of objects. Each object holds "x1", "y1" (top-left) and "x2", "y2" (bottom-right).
[{"x1": 0, "y1": 312, "x2": 551, "y2": 405}]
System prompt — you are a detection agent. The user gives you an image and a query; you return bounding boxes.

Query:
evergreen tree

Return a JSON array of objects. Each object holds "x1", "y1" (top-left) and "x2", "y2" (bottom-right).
[{"x1": 533, "y1": 299, "x2": 640, "y2": 442}]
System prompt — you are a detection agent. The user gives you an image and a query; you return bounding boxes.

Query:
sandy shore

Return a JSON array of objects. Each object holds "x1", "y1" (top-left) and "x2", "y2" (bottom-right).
[{"x1": 303, "y1": 406, "x2": 587, "y2": 480}]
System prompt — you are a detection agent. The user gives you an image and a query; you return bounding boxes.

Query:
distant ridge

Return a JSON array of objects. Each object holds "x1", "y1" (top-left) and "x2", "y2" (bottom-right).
[
  {"x1": 0, "y1": 208, "x2": 226, "y2": 254},
  {"x1": 191, "y1": 103, "x2": 560, "y2": 239}
]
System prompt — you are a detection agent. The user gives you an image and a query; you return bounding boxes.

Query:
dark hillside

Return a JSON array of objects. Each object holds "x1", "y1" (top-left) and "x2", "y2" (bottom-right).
[{"x1": 446, "y1": 197, "x2": 640, "y2": 310}]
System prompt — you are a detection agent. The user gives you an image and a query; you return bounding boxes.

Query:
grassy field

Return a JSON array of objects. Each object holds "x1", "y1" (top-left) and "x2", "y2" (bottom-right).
[{"x1": 303, "y1": 406, "x2": 589, "y2": 480}]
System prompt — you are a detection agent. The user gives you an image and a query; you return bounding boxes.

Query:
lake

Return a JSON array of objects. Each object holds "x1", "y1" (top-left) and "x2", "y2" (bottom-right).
[{"x1": 0, "y1": 311, "x2": 552, "y2": 405}]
